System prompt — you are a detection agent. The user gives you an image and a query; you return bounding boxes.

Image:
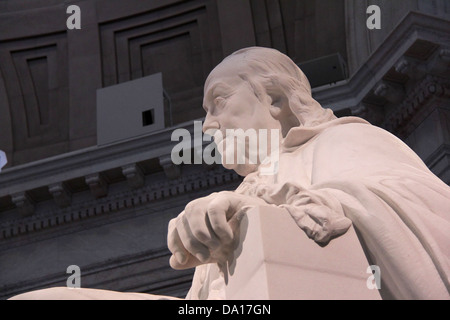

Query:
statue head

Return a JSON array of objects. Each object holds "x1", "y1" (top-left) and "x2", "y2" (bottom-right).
[{"x1": 202, "y1": 47, "x2": 336, "y2": 176}]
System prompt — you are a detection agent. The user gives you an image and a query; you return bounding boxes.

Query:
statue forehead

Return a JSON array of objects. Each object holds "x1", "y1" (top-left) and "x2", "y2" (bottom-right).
[
  {"x1": 207, "y1": 56, "x2": 242, "y2": 78},
  {"x1": 205, "y1": 47, "x2": 283, "y2": 89},
  {"x1": 204, "y1": 55, "x2": 252, "y2": 91}
]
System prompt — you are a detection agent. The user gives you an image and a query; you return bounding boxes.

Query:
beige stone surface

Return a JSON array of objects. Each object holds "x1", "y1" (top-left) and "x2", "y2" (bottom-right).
[
  {"x1": 9, "y1": 287, "x2": 179, "y2": 300},
  {"x1": 221, "y1": 206, "x2": 381, "y2": 300}
]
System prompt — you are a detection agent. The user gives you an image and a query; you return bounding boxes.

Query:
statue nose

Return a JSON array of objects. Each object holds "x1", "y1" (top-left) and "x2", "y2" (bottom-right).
[{"x1": 203, "y1": 113, "x2": 220, "y2": 133}]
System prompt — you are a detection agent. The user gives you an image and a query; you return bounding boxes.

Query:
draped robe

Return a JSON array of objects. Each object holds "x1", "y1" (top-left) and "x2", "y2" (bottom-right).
[{"x1": 187, "y1": 117, "x2": 450, "y2": 300}]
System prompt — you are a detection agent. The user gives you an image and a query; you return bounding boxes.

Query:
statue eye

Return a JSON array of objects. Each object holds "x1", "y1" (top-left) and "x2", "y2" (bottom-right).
[{"x1": 214, "y1": 97, "x2": 226, "y2": 108}]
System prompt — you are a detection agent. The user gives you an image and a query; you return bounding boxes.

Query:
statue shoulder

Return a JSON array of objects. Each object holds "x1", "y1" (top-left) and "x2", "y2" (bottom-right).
[
  {"x1": 315, "y1": 121, "x2": 402, "y2": 151},
  {"x1": 309, "y1": 121, "x2": 428, "y2": 181}
]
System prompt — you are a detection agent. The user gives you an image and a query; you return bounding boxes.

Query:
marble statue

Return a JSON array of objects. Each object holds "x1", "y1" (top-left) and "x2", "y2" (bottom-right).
[
  {"x1": 10, "y1": 47, "x2": 450, "y2": 300},
  {"x1": 168, "y1": 47, "x2": 450, "y2": 300}
]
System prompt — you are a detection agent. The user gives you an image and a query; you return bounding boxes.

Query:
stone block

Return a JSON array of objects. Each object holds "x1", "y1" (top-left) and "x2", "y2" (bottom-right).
[{"x1": 223, "y1": 206, "x2": 382, "y2": 300}]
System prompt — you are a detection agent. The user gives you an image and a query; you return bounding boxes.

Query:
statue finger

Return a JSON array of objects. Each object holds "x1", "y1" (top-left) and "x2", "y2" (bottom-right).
[
  {"x1": 169, "y1": 252, "x2": 203, "y2": 270},
  {"x1": 183, "y1": 202, "x2": 221, "y2": 253},
  {"x1": 186, "y1": 211, "x2": 221, "y2": 251},
  {"x1": 206, "y1": 196, "x2": 233, "y2": 244},
  {"x1": 177, "y1": 215, "x2": 211, "y2": 263},
  {"x1": 167, "y1": 218, "x2": 190, "y2": 268}
]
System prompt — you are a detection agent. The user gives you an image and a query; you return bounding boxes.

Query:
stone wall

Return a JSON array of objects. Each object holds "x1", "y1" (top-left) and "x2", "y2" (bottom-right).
[{"x1": 0, "y1": 0, "x2": 349, "y2": 167}]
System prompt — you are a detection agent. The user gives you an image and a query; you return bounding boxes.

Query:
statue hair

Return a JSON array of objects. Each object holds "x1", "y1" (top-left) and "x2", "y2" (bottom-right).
[{"x1": 226, "y1": 47, "x2": 336, "y2": 129}]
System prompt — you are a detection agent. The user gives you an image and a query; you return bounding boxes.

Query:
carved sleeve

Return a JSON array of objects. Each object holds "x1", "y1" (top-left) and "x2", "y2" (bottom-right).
[{"x1": 236, "y1": 178, "x2": 352, "y2": 245}]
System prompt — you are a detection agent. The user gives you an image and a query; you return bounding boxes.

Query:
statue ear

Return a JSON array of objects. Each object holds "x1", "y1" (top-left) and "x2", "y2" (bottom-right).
[
  {"x1": 267, "y1": 89, "x2": 287, "y2": 119},
  {"x1": 266, "y1": 86, "x2": 300, "y2": 137},
  {"x1": 269, "y1": 104, "x2": 282, "y2": 118}
]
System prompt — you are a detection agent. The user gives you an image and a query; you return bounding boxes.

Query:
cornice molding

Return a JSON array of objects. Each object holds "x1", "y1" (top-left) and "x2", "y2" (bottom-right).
[
  {"x1": 0, "y1": 120, "x2": 197, "y2": 197},
  {"x1": 312, "y1": 11, "x2": 450, "y2": 111},
  {"x1": 383, "y1": 74, "x2": 450, "y2": 135},
  {"x1": 0, "y1": 165, "x2": 241, "y2": 244}
]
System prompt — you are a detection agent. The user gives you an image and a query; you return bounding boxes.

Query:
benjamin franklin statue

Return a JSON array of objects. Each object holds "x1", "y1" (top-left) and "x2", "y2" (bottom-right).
[{"x1": 168, "y1": 47, "x2": 450, "y2": 300}]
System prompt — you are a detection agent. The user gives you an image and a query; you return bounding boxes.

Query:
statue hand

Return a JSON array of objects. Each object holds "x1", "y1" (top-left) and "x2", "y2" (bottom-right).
[
  {"x1": 167, "y1": 191, "x2": 266, "y2": 270},
  {"x1": 281, "y1": 203, "x2": 352, "y2": 245}
]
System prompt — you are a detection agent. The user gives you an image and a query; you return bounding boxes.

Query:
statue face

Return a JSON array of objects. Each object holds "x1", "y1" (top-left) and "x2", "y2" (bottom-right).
[{"x1": 202, "y1": 57, "x2": 282, "y2": 176}]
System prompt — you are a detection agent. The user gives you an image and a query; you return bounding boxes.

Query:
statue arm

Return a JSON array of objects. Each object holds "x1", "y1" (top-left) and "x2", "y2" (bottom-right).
[
  {"x1": 266, "y1": 123, "x2": 450, "y2": 298},
  {"x1": 265, "y1": 123, "x2": 432, "y2": 246}
]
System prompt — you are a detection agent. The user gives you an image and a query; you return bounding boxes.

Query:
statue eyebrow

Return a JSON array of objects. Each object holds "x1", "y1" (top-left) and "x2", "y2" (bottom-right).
[
  {"x1": 211, "y1": 83, "x2": 233, "y2": 97},
  {"x1": 203, "y1": 82, "x2": 235, "y2": 112}
]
